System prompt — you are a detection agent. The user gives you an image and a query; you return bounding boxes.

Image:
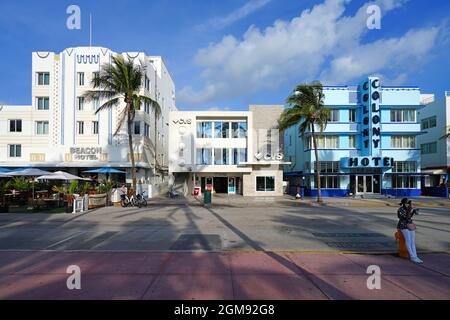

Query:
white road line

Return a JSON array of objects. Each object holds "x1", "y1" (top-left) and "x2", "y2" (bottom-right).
[{"x1": 45, "y1": 231, "x2": 86, "y2": 249}]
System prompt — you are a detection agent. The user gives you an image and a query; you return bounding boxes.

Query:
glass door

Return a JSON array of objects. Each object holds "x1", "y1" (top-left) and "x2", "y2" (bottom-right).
[
  {"x1": 356, "y1": 176, "x2": 381, "y2": 194},
  {"x1": 365, "y1": 176, "x2": 373, "y2": 193},
  {"x1": 373, "y1": 175, "x2": 381, "y2": 194},
  {"x1": 228, "y1": 177, "x2": 236, "y2": 194},
  {"x1": 357, "y1": 176, "x2": 365, "y2": 194}
]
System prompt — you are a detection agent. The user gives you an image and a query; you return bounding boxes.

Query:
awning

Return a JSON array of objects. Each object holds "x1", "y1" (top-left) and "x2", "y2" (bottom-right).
[{"x1": 420, "y1": 169, "x2": 448, "y2": 175}]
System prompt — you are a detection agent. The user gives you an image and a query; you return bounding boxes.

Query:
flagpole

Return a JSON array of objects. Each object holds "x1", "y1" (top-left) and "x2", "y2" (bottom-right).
[{"x1": 89, "y1": 14, "x2": 92, "y2": 47}]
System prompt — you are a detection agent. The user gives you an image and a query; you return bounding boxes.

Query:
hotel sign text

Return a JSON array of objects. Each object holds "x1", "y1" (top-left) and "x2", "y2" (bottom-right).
[
  {"x1": 342, "y1": 157, "x2": 394, "y2": 169},
  {"x1": 70, "y1": 147, "x2": 102, "y2": 161},
  {"x1": 173, "y1": 119, "x2": 192, "y2": 125},
  {"x1": 361, "y1": 77, "x2": 381, "y2": 157}
]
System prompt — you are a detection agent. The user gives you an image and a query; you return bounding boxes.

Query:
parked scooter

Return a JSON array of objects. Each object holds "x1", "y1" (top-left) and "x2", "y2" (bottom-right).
[{"x1": 167, "y1": 186, "x2": 180, "y2": 199}]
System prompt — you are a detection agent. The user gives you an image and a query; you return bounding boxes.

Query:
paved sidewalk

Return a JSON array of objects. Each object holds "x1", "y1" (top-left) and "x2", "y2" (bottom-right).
[
  {"x1": 0, "y1": 251, "x2": 448, "y2": 300},
  {"x1": 148, "y1": 195, "x2": 450, "y2": 208}
]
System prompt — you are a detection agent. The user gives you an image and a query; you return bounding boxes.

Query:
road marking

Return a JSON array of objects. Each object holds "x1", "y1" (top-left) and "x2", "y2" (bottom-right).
[{"x1": 45, "y1": 231, "x2": 86, "y2": 249}]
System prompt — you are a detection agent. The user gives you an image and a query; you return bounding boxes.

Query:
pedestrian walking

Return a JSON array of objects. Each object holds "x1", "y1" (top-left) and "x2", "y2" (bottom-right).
[{"x1": 397, "y1": 198, "x2": 423, "y2": 263}]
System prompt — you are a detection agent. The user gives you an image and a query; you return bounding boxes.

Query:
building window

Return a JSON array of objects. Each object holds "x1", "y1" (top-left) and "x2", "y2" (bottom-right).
[
  {"x1": 197, "y1": 122, "x2": 212, "y2": 138},
  {"x1": 307, "y1": 135, "x2": 339, "y2": 149},
  {"x1": 134, "y1": 121, "x2": 141, "y2": 135},
  {"x1": 349, "y1": 109, "x2": 356, "y2": 123},
  {"x1": 390, "y1": 109, "x2": 416, "y2": 122},
  {"x1": 144, "y1": 76, "x2": 151, "y2": 91},
  {"x1": 9, "y1": 120, "x2": 22, "y2": 133},
  {"x1": 93, "y1": 98, "x2": 100, "y2": 111},
  {"x1": 144, "y1": 102, "x2": 150, "y2": 114},
  {"x1": 314, "y1": 176, "x2": 340, "y2": 189},
  {"x1": 392, "y1": 176, "x2": 417, "y2": 189},
  {"x1": 232, "y1": 122, "x2": 248, "y2": 138},
  {"x1": 77, "y1": 72, "x2": 85, "y2": 86},
  {"x1": 421, "y1": 116, "x2": 437, "y2": 130},
  {"x1": 77, "y1": 97, "x2": 85, "y2": 111},
  {"x1": 392, "y1": 161, "x2": 417, "y2": 173},
  {"x1": 327, "y1": 110, "x2": 339, "y2": 122},
  {"x1": 214, "y1": 148, "x2": 230, "y2": 165},
  {"x1": 421, "y1": 142, "x2": 437, "y2": 155},
  {"x1": 9, "y1": 145, "x2": 22, "y2": 158},
  {"x1": 214, "y1": 122, "x2": 230, "y2": 138},
  {"x1": 196, "y1": 148, "x2": 213, "y2": 165},
  {"x1": 36, "y1": 121, "x2": 49, "y2": 135},
  {"x1": 92, "y1": 72, "x2": 100, "y2": 82},
  {"x1": 232, "y1": 148, "x2": 247, "y2": 165},
  {"x1": 313, "y1": 161, "x2": 340, "y2": 173},
  {"x1": 349, "y1": 135, "x2": 356, "y2": 148},
  {"x1": 36, "y1": 72, "x2": 50, "y2": 86},
  {"x1": 256, "y1": 176, "x2": 275, "y2": 192},
  {"x1": 36, "y1": 97, "x2": 50, "y2": 110},
  {"x1": 391, "y1": 136, "x2": 416, "y2": 149},
  {"x1": 77, "y1": 121, "x2": 84, "y2": 135},
  {"x1": 144, "y1": 124, "x2": 150, "y2": 138},
  {"x1": 92, "y1": 121, "x2": 99, "y2": 135}
]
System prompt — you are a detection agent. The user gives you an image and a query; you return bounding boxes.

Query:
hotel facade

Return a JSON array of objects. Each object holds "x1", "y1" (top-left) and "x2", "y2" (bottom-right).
[
  {"x1": 417, "y1": 92, "x2": 450, "y2": 197},
  {"x1": 0, "y1": 47, "x2": 176, "y2": 192},
  {"x1": 168, "y1": 105, "x2": 289, "y2": 197},
  {"x1": 284, "y1": 77, "x2": 425, "y2": 197}
]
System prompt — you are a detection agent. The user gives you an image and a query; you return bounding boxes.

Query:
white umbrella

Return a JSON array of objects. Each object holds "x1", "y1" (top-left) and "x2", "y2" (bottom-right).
[
  {"x1": 37, "y1": 171, "x2": 91, "y2": 181},
  {"x1": 9, "y1": 168, "x2": 53, "y2": 200}
]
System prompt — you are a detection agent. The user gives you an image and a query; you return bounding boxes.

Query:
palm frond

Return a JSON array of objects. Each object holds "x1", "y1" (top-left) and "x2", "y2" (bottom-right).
[
  {"x1": 83, "y1": 90, "x2": 117, "y2": 102},
  {"x1": 95, "y1": 98, "x2": 120, "y2": 114}
]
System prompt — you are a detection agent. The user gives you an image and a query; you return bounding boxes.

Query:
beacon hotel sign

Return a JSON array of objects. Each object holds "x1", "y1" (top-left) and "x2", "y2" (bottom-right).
[
  {"x1": 342, "y1": 77, "x2": 394, "y2": 169},
  {"x1": 70, "y1": 147, "x2": 102, "y2": 161}
]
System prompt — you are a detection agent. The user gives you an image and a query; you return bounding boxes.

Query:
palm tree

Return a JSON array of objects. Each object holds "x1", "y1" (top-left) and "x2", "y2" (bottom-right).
[
  {"x1": 84, "y1": 55, "x2": 161, "y2": 195},
  {"x1": 278, "y1": 81, "x2": 331, "y2": 203}
]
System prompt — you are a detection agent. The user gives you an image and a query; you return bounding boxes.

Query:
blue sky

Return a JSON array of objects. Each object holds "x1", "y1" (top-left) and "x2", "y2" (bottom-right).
[{"x1": 0, "y1": 0, "x2": 449, "y2": 111}]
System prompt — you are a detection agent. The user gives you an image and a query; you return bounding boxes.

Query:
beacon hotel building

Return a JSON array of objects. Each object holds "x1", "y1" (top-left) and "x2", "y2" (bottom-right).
[
  {"x1": 168, "y1": 105, "x2": 289, "y2": 197},
  {"x1": 284, "y1": 77, "x2": 425, "y2": 198},
  {"x1": 0, "y1": 47, "x2": 176, "y2": 189}
]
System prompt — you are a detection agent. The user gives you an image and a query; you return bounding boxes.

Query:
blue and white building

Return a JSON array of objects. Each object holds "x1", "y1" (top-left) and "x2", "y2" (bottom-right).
[{"x1": 284, "y1": 77, "x2": 425, "y2": 197}]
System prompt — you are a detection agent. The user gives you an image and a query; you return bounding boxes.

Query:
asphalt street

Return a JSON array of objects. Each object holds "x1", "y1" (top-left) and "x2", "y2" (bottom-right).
[{"x1": 0, "y1": 204, "x2": 448, "y2": 253}]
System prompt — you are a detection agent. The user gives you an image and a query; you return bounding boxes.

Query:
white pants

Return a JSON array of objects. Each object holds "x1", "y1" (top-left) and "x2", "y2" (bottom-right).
[{"x1": 401, "y1": 229, "x2": 418, "y2": 259}]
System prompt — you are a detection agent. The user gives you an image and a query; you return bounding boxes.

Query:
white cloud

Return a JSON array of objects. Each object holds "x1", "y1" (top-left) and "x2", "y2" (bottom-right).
[
  {"x1": 179, "y1": 0, "x2": 441, "y2": 106},
  {"x1": 198, "y1": 0, "x2": 272, "y2": 31}
]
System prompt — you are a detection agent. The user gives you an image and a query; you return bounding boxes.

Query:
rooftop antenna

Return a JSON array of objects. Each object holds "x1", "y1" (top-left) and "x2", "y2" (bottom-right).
[{"x1": 89, "y1": 13, "x2": 93, "y2": 47}]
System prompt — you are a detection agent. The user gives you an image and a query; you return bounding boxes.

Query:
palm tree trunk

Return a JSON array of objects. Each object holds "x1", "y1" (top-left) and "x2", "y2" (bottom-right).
[
  {"x1": 311, "y1": 126, "x2": 322, "y2": 203},
  {"x1": 127, "y1": 108, "x2": 137, "y2": 196},
  {"x1": 154, "y1": 109, "x2": 157, "y2": 178}
]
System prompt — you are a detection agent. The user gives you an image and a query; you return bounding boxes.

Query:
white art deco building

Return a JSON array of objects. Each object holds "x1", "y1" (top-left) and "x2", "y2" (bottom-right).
[{"x1": 0, "y1": 46, "x2": 177, "y2": 192}]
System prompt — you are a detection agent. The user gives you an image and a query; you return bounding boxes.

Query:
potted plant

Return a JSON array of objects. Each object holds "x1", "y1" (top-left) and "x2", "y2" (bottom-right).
[
  {"x1": 57, "y1": 181, "x2": 79, "y2": 213},
  {"x1": 4, "y1": 177, "x2": 31, "y2": 210},
  {"x1": 97, "y1": 180, "x2": 115, "y2": 206}
]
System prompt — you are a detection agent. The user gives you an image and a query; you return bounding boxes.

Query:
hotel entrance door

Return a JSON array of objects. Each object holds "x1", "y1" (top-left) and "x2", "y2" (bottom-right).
[{"x1": 355, "y1": 175, "x2": 381, "y2": 194}]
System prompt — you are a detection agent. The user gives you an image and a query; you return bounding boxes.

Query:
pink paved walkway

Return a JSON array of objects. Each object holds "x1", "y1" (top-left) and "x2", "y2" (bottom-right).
[{"x1": 0, "y1": 251, "x2": 448, "y2": 300}]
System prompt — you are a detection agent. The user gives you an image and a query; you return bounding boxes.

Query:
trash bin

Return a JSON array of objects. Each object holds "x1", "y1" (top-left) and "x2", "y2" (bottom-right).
[
  {"x1": 204, "y1": 190, "x2": 212, "y2": 206},
  {"x1": 395, "y1": 230, "x2": 409, "y2": 258}
]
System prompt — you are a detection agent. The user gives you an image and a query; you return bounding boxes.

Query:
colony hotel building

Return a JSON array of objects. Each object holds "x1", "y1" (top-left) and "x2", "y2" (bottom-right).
[
  {"x1": 168, "y1": 105, "x2": 289, "y2": 196},
  {"x1": 0, "y1": 47, "x2": 176, "y2": 188},
  {"x1": 284, "y1": 77, "x2": 424, "y2": 197}
]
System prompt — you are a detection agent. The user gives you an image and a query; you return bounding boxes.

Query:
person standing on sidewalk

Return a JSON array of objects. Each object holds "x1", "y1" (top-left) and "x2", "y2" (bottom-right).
[{"x1": 397, "y1": 198, "x2": 423, "y2": 264}]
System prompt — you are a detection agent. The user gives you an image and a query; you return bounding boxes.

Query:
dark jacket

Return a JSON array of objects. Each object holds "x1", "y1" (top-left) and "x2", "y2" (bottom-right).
[{"x1": 397, "y1": 206, "x2": 416, "y2": 230}]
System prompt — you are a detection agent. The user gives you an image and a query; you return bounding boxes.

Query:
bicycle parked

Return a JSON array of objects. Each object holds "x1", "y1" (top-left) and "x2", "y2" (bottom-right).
[{"x1": 121, "y1": 191, "x2": 147, "y2": 208}]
